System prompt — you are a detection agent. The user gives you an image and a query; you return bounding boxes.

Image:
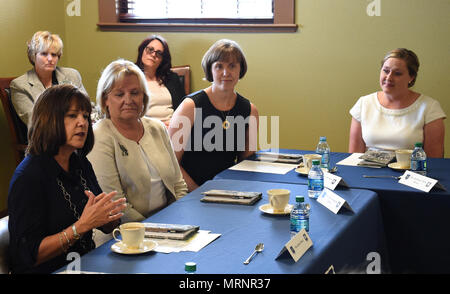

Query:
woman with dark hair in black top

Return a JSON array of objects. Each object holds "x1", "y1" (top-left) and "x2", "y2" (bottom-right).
[
  {"x1": 169, "y1": 39, "x2": 259, "y2": 192},
  {"x1": 136, "y1": 35, "x2": 186, "y2": 127},
  {"x1": 8, "y1": 85, "x2": 126, "y2": 273}
]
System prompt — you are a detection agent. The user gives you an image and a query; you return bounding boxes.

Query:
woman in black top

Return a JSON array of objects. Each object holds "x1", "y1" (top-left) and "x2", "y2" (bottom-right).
[
  {"x1": 169, "y1": 39, "x2": 259, "y2": 191},
  {"x1": 135, "y1": 35, "x2": 186, "y2": 127},
  {"x1": 8, "y1": 85, "x2": 126, "y2": 273}
]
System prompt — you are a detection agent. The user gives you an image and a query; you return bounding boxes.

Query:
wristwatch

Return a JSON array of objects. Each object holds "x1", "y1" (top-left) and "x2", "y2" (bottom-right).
[{"x1": 72, "y1": 224, "x2": 80, "y2": 240}]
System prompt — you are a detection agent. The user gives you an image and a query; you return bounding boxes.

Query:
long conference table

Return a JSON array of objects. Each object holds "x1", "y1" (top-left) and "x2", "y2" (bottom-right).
[
  {"x1": 215, "y1": 149, "x2": 450, "y2": 274},
  {"x1": 57, "y1": 179, "x2": 388, "y2": 274}
]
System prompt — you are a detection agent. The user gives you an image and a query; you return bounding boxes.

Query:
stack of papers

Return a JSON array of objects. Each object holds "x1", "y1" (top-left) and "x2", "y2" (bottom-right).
[
  {"x1": 144, "y1": 223, "x2": 199, "y2": 240},
  {"x1": 256, "y1": 152, "x2": 303, "y2": 164},
  {"x1": 358, "y1": 150, "x2": 395, "y2": 167},
  {"x1": 200, "y1": 190, "x2": 262, "y2": 205},
  {"x1": 146, "y1": 230, "x2": 221, "y2": 254}
]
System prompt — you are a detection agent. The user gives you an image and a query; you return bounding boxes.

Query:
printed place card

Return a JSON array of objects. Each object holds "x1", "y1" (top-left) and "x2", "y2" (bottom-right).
[
  {"x1": 398, "y1": 170, "x2": 446, "y2": 192},
  {"x1": 276, "y1": 228, "x2": 313, "y2": 262},
  {"x1": 324, "y1": 172, "x2": 348, "y2": 190},
  {"x1": 317, "y1": 189, "x2": 354, "y2": 214}
]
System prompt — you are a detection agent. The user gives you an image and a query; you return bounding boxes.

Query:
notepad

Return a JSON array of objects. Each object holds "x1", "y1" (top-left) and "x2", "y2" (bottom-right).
[
  {"x1": 144, "y1": 223, "x2": 200, "y2": 240},
  {"x1": 200, "y1": 189, "x2": 262, "y2": 205}
]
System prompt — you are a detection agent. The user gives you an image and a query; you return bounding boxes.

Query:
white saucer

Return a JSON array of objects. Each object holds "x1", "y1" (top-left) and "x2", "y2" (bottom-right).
[
  {"x1": 295, "y1": 167, "x2": 329, "y2": 176},
  {"x1": 388, "y1": 162, "x2": 410, "y2": 171},
  {"x1": 111, "y1": 239, "x2": 157, "y2": 255},
  {"x1": 259, "y1": 203, "x2": 293, "y2": 215},
  {"x1": 295, "y1": 167, "x2": 309, "y2": 175}
]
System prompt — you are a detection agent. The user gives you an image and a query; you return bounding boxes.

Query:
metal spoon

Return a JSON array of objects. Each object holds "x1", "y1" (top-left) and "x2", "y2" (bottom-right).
[
  {"x1": 243, "y1": 243, "x2": 264, "y2": 265},
  {"x1": 363, "y1": 175, "x2": 401, "y2": 180},
  {"x1": 329, "y1": 166, "x2": 338, "y2": 173}
]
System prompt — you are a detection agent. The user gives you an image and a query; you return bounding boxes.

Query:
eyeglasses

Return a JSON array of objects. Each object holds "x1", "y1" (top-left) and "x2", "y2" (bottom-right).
[{"x1": 144, "y1": 46, "x2": 164, "y2": 58}]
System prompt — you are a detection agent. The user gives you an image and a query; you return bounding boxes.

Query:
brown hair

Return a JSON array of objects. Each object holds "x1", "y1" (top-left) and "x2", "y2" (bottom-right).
[
  {"x1": 135, "y1": 35, "x2": 173, "y2": 85},
  {"x1": 201, "y1": 39, "x2": 247, "y2": 82},
  {"x1": 27, "y1": 84, "x2": 94, "y2": 156},
  {"x1": 381, "y1": 48, "x2": 420, "y2": 87}
]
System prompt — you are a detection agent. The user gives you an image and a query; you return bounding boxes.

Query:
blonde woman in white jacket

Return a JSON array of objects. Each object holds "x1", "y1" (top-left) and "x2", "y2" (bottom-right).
[{"x1": 88, "y1": 59, "x2": 187, "y2": 225}]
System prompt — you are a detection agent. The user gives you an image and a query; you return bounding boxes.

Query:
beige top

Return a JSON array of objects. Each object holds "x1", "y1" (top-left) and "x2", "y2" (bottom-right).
[
  {"x1": 10, "y1": 67, "x2": 86, "y2": 126},
  {"x1": 145, "y1": 80, "x2": 173, "y2": 123}
]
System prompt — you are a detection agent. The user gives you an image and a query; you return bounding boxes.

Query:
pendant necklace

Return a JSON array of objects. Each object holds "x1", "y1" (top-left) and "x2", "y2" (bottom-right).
[{"x1": 221, "y1": 109, "x2": 231, "y2": 130}]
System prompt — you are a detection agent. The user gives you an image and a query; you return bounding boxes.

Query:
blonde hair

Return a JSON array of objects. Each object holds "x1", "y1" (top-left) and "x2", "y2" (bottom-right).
[
  {"x1": 96, "y1": 59, "x2": 150, "y2": 118},
  {"x1": 201, "y1": 39, "x2": 247, "y2": 82},
  {"x1": 27, "y1": 31, "x2": 63, "y2": 66}
]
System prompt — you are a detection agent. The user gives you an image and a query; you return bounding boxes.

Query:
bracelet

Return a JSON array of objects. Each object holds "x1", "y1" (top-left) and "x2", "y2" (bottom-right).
[
  {"x1": 62, "y1": 230, "x2": 71, "y2": 247},
  {"x1": 58, "y1": 232, "x2": 68, "y2": 253},
  {"x1": 72, "y1": 224, "x2": 80, "y2": 240}
]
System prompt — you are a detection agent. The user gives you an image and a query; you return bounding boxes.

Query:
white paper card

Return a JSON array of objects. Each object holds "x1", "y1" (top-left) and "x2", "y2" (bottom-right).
[
  {"x1": 324, "y1": 172, "x2": 348, "y2": 190},
  {"x1": 398, "y1": 170, "x2": 445, "y2": 192},
  {"x1": 276, "y1": 229, "x2": 313, "y2": 262},
  {"x1": 145, "y1": 230, "x2": 221, "y2": 253},
  {"x1": 317, "y1": 189, "x2": 354, "y2": 214},
  {"x1": 336, "y1": 153, "x2": 364, "y2": 166},
  {"x1": 229, "y1": 160, "x2": 297, "y2": 174}
]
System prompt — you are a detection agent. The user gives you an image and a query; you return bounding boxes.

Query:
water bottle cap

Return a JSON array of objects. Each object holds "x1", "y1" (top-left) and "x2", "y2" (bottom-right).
[
  {"x1": 320, "y1": 136, "x2": 327, "y2": 141},
  {"x1": 414, "y1": 142, "x2": 423, "y2": 147},
  {"x1": 185, "y1": 262, "x2": 196, "y2": 272},
  {"x1": 295, "y1": 195, "x2": 305, "y2": 202},
  {"x1": 312, "y1": 159, "x2": 320, "y2": 165}
]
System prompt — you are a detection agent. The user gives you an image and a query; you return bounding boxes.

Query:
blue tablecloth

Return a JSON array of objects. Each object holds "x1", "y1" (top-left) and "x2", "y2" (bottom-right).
[
  {"x1": 57, "y1": 179, "x2": 387, "y2": 274},
  {"x1": 215, "y1": 149, "x2": 450, "y2": 273}
]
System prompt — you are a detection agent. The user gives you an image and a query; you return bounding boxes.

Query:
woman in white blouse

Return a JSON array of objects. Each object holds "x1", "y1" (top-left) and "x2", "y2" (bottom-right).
[
  {"x1": 88, "y1": 59, "x2": 187, "y2": 223},
  {"x1": 349, "y1": 48, "x2": 446, "y2": 157}
]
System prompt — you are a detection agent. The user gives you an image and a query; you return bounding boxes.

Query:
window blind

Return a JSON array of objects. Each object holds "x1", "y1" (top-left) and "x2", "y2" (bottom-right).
[{"x1": 119, "y1": 0, "x2": 273, "y2": 22}]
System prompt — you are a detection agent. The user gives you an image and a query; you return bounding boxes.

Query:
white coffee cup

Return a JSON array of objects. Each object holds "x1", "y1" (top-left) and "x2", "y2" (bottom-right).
[
  {"x1": 113, "y1": 222, "x2": 145, "y2": 249},
  {"x1": 268, "y1": 189, "x2": 290, "y2": 212},
  {"x1": 395, "y1": 149, "x2": 413, "y2": 168},
  {"x1": 302, "y1": 154, "x2": 322, "y2": 171}
]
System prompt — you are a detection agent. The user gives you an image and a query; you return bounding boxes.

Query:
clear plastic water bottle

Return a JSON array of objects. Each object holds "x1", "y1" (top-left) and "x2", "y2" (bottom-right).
[
  {"x1": 185, "y1": 262, "x2": 197, "y2": 274},
  {"x1": 316, "y1": 136, "x2": 330, "y2": 170},
  {"x1": 411, "y1": 142, "x2": 427, "y2": 176},
  {"x1": 290, "y1": 196, "x2": 310, "y2": 238},
  {"x1": 308, "y1": 159, "x2": 324, "y2": 199}
]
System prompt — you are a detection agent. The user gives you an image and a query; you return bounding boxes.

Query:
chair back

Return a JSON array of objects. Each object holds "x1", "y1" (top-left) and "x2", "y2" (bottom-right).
[
  {"x1": 0, "y1": 216, "x2": 10, "y2": 274},
  {"x1": 171, "y1": 65, "x2": 191, "y2": 95},
  {"x1": 0, "y1": 77, "x2": 28, "y2": 165}
]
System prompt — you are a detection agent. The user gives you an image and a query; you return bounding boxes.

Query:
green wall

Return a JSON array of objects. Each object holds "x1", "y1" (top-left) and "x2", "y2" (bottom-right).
[
  {"x1": 0, "y1": 0, "x2": 66, "y2": 213},
  {"x1": 1, "y1": 0, "x2": 449, "y2": 213}
]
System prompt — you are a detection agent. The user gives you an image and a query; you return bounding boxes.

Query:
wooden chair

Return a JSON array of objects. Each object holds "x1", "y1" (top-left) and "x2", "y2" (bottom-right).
[
  {"x1": 0, "y1": 77, "x2": 28, "y2": 166},
  {"x1": 0, "y1": 216, "x2": 10, "y2": 274},
  {"x1": 171, "y1": 65, "x2": 191, "y2": 95}
]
